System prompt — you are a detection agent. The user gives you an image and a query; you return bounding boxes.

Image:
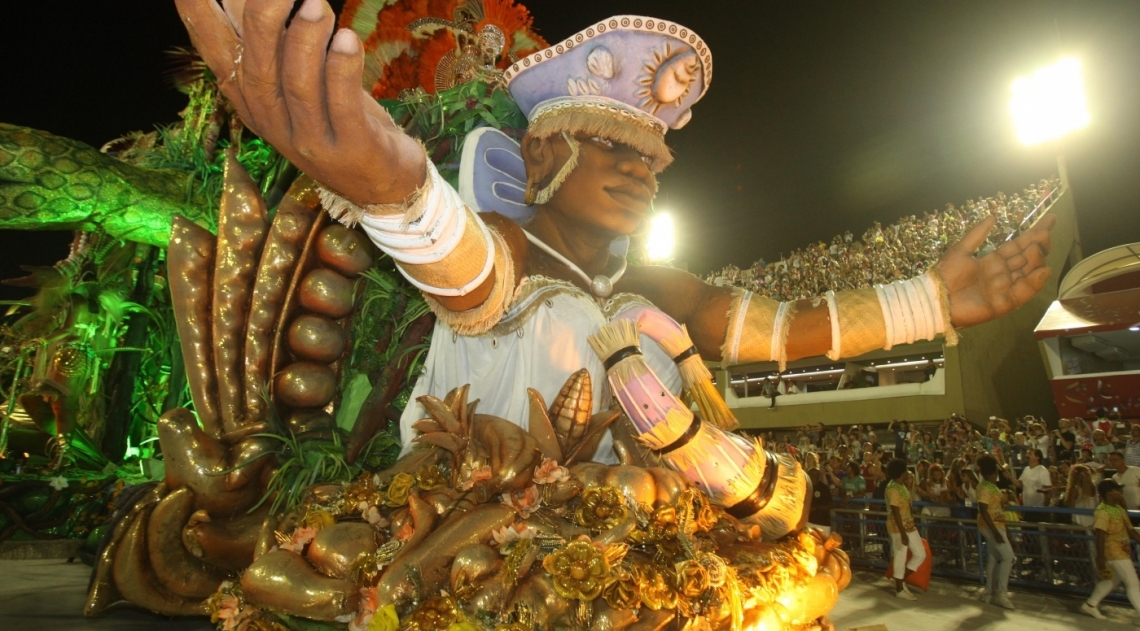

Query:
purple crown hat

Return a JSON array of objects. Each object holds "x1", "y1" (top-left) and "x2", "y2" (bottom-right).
[{"x1": 503, "y1": 15, "x2": 712, "y2": 172}]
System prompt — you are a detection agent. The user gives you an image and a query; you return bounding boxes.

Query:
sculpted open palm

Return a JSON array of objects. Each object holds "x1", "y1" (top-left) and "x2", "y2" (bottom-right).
[
  {"x1": 936, "y1": 213, "x2": 1056, "y2": 329},
  {"x1": 174, "y1": 0, "x2": 425, "y2": 205}
]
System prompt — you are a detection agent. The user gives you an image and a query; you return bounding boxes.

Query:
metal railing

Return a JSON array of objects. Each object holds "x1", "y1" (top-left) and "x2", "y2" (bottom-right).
[
  {"x1": 831, "y1": 498, "x2": 1134, "y2": 603},
  {"x1": 1005, "y1": 184, "x2": 1063, "y2": 242}
]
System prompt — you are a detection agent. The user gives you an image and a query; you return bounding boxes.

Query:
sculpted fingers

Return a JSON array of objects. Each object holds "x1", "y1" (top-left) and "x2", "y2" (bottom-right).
[
  {"x1": 240, "y1": 0, "x2": 294, "y2": 133},
  {"x1": 282, "y1": 0, "x2": 336, "y2": 144},
  {"x1": 175, "y1": 0, "x2": 249, "y2": 115},
  {"x1": 1022, "y1": 241, "x2": 1047, "y2": 271},
  {"x1": 950, "y1": 215, "x2": 996, "y2": 256},
  {"x1": 221, "y1": 0, "x2": 247, "y2": 37},
  {"x1": 1009, "y1": 268, "x2": 1052, "y2": 307},
  {"x1": 325, "y1": 30, "x2": 370, "y2": 139}
]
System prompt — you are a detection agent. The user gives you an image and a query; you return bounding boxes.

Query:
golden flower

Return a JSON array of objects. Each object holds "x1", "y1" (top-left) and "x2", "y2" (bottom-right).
[
  {"x1": 344, "y1": 473, "x2": 383, "y2": 508},
  {"x1": 459, "y1": 460, "x2": 493, "y2": 491},
  {"x1": 493, "y1": 624, "x2": 531, "y2": 631},
  {"x1": 278, "y1": 527, "x2": 318, "y2": 554},
  {"x1": 543, "y1": 540, "x2": 610, "y2": 601},
  {"x1": 303, "y1": 509, "x2": 336, "y2": 531},
  {"x1": 501, "y1": 484, "x2": 542, "y2": 518},
  {"x1": 675, "y1": 559, "x2": 711, "y2": 598},
  {"x1": 533, "y1": 458, "x2": 570, "y2": 485},
  {"x1": 696, "y1": 552, "x2": 729, "y2": 589},
  {"x1": 689, "y1": 490, "x2": 720, "y2": 533},
  {"x1": 415, "y1": 465, "x2": 448, "y2": 491},
  {"x1": 400, "y1": 595, "x2": 460, "y2": 631},
  {"x1": 350, "y1": 541, "x2": 403, "y2": 585},
  {"x1": 638, "y1": 505, "x2": 679, "y2": 543},
  {"x1": 632, "y1": 561, "x2": 678, "y2": 611},
  {"x1": 575, "y1": 486, "x2": 627, "y2": 532},
  {"x1": 207, "y1": 581, "x2": 249, "y2": 631},
  {"x1": 385, "y1": 472, "x2": 416, "y2": 507},
  {"x1": 602, "y1": 564, "x2": 639, "y2": 610}
]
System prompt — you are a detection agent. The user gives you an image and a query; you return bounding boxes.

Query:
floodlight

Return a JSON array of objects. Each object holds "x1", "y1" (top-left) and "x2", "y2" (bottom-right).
[
  {"x1": 1010, "y1": 57, "x2": 1090, "y2": 146},
  {"x1": 646, "y1": 212, "x2": 675, "y2": 261}
]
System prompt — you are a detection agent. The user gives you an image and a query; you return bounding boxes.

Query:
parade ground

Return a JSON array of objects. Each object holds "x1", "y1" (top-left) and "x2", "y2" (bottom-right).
[{"x1": 0, "y1": 558, "x2": 1133, "y2": 630}]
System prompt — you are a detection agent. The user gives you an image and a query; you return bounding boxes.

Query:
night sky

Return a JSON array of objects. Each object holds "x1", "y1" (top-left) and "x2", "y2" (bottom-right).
[{"x1": 2, "y1": 1, "x2": 1138, "y2": 297}]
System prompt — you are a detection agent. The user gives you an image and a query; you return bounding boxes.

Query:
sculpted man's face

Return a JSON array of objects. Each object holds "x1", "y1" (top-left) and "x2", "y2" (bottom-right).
[{"x1": 528, "y1": 133, "x2": 658, "y2": 237}]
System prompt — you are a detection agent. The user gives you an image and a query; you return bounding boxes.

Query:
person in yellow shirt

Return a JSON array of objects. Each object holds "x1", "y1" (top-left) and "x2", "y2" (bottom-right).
[
  {"x1": 1082, "y1": 479, "x2": 1140, "y2": 620},
  {"x1": 976, "y1": 455, "x2": 1015, "y2": 609},
  {"x1": 885, "y1": 458, "x2": 926, "y2": 600}
]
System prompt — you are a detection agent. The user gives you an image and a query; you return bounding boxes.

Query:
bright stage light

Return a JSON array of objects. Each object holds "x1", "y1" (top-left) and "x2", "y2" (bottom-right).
[
  {"x1": 647, "y1": 212, "x2": 675, "y2": 261},
  {"x1": 1010, "y1": 57, "x2": 1090, "y2": 146}
]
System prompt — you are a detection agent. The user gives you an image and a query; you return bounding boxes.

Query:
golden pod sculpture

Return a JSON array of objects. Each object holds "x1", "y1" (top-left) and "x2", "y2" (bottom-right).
[{"x1": 550, "y1": 368, "x2": 592, "y2": 455}]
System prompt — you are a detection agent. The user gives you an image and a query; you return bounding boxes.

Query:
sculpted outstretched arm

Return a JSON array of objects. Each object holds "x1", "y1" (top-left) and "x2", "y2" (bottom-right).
[
  {"x1": 175, "y1": 0, "x2": 500, "y2": 312},
  {"x1": 633, "y1": 214, "x2": 1054, "y2": 368}
]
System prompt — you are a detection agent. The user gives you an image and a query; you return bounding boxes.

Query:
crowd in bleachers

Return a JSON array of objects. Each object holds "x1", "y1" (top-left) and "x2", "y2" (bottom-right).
[
  {"x1": 758, "y1": 408, "x2": 1137, "y2": 523},
  {"x1": 706, "y1": 177, "x2": 1060, "y2": 302},
  {"x1": 765, "y1": 409, "x2": 1140, "y2": 612}
]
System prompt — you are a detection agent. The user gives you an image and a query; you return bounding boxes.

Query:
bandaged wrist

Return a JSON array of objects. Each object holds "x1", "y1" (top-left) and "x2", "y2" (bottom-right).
[
  {"x1": 721, "y1": 290, "x2": 797, "y2": 370},
  {"x1": 318, "y1": 158, "x2": 495, "y2": 297},
  {"x1": 874, "y1": 272, "x2": 955, "y2": 349}
]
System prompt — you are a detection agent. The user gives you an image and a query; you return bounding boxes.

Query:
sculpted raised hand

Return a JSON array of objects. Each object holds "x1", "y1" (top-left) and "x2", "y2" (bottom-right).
[
  {"x1": 174, "y1": 0, "x2": 425, "y2": 205},
  {"x1": 937, "y1": 213, "x2": 1056, "y2": 328}
]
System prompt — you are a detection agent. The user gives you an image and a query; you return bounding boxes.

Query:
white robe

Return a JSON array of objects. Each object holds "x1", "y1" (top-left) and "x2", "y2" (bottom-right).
[{"x1": 398, "y1": 275, "x2": 684, "y2": 463}]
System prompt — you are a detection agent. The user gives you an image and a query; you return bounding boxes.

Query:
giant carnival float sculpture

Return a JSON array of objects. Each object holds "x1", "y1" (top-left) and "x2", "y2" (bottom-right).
[{"x1": 0, "y1": 1, "x2": 1057, "y2": 630}]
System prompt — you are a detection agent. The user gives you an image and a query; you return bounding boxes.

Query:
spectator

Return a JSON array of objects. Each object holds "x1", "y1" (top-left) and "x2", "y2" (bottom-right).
[
  {"x1": 947, "y1": 458, "x2": 967, "y2": 497},
  {"x1": 1066, "y1": 464, "x2": 1098, "y2": 530},
  {"x1": 885, "y1": 458, "x2": 925, "y2": 600},
  {"x1": 1054, "y1": 418, "x2": 1077, "y2": 464},
  {"x1": 807, "y1": 465, "x2": 835, "y2": 533},
  {"x1": 1009, "y1": 432, "x2": 1028, "y2": 468},
  {"x1": 707, "y1": 178, "x2": 1058, "y2": 303},
  {"x1": 1092, "y1": 429, "x2": 1113, "y2": 464},
  {"x1": 1107, "y1": 451, "x2": 1140, "y2": 511},
  {"x1": 915, "y1": 459, "x2": 931, "y2": 486},
  {"x1": 841, "y1": 462, "x2": 867, "y2": 500},
  {"x1": 959, "y1": 469, "x2": 979, "y2": 509},
  {"x1": 1081, "y1": 480, "x2": 1140, "y2": 620},
  {"x1": 918, "y1": 464, "x2": 952, "y2": 517},
  {"x1": 1073, "y1": 418, "x2": 1093, "y2": 451},
  {"x1": 822, "y1": 436, "x2": 837, "y2": 459},
  {"x1": 866, "y1": 450, "x2": 886, "y2": 498},
  {"x1": 977, "y1": 455, "x2": 1016, "y2": 609},
  {"x1": 1014, "y1": 449, "x2": 1054, "y2": 512},
  {"x1": 1076, "y1": 447, "x2": 1100, "y2": 470},
  {"x1": 761, "y1": 376, "x2": 779, "y2": 408},
  {"x1": 1090, "y1": 408, "x2": 1114, "y2": 442},
  {"x1": 1029, "y1": 423, "x2": 1052, "y2": 466},
  {"x1": 921, "y1": 432, "x2": 937, "y2": 458},
  {"x1": 889, "y1": 420, "x2": 911, "y2": 459}
]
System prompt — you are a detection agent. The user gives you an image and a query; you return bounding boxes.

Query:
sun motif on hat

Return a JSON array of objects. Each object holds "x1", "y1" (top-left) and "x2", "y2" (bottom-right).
[{"x1": 636, "y1": 42, "x2": 702, "y2": 116}]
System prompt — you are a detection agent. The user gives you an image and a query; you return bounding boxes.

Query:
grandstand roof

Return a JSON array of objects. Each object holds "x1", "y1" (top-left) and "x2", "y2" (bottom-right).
[
  {"x1": 1058, "y1": 242, "x2": 1140, "y2": 299},
  {"x1": 1034, "y1": 286, "x2": 1140, "y2": 339}
]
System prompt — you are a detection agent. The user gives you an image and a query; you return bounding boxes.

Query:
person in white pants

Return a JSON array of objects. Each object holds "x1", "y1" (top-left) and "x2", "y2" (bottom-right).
[
  {"x1": 976, "y1": 455, "x2": 1016, "y2": 609},
  {"x1": 1083, "y1": 479, "x2": 1140, "y2": 621},
  {"x1": 885, "y1": 458, "x2": 926, "y2": 599}
]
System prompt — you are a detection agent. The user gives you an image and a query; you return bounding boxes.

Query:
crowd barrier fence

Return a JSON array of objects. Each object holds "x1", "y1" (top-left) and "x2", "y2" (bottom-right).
[{"x1": 830, "y1": 498, "x2": 1136, "y2": 603}]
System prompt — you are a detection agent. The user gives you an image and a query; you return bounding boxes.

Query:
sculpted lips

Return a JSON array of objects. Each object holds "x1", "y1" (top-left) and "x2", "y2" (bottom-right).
[{"x1": 605, "y1": 183, "x2": 653, "y2": 212}]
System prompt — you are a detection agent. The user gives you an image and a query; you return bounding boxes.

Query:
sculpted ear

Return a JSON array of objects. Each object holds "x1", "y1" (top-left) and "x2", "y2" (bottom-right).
[{"x1": 520, "y1": 133, "x2": 557, "y2": 191}]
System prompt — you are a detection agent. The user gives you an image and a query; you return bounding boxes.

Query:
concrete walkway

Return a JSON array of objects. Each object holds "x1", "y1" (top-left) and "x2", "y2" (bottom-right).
[
  {"x1": 832, "y1": 570, "x2": 1138, "y2": 630},
  {"x1": 0, "y1": 559, "x2": 1133, "y2": 629}
]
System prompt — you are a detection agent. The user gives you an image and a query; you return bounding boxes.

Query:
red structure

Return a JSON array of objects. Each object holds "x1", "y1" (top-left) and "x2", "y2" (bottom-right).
[{"x1": 1035, "y1": 244, "x2": 1140, "y2": 419}]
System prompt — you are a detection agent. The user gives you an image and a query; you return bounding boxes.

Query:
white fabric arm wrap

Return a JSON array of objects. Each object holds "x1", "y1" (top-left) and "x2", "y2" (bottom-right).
[
  {"x1": 877, "y1": 273, "x2": 947, "y2": 349},
  {"x1": 318, "y1": 159, "x2": 496, "y2": 297},
  {"x1": 824, "y1": 290, "x2": 841, "y2": 361}
]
